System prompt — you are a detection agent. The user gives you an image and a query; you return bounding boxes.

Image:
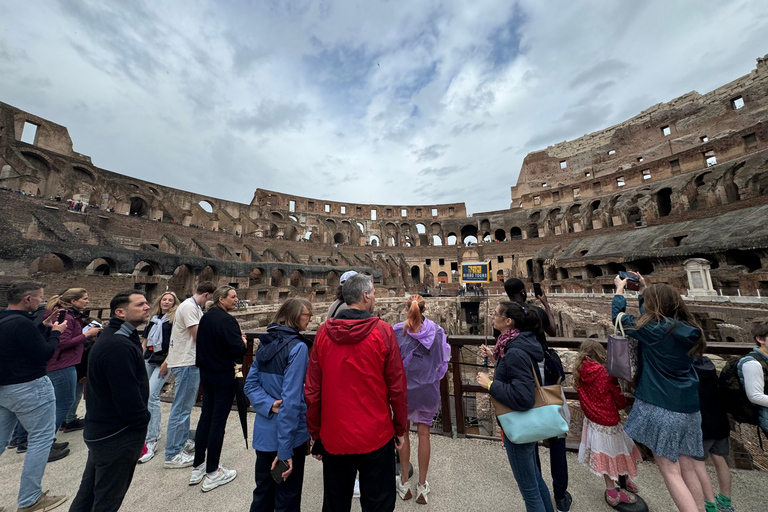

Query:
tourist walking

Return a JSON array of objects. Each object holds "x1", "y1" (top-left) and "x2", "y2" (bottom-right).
[
  {"x1": 245, "y1": 298, "x2": 314, "y2": 512},
  {"x1": 326, "y1": 270, "x2": 357, "y2": 320},
  {"x1": 44, "y1": 288, "x2": 102, "y2": 432},
  {"x1": 190, "y1": 286, "x2": 247, "y2": 492},
  {"x1": 502, "y1": 278, "x2": 571, "y2": 512},
  {"x1": 138, "y1": 291, "x2": 178, "y2": 463},
  {"x1": 572, "y1": 339, "x2": 641, "y2": 507},
  {"x1": 614, "y1": 273, "x2": 707, "y2": 512},
  {"x1": 477, "y1": 301, "x2": 555, "y2": 512},
  {"x1": 164, "y1": 281, "x2": 216, "y2": 468},
  {"x1": 0, "y1": 282, "x2": 68, "y2": 512},
  {"x1": 306, "y1": 273, "x2": 408, "y2": 512},
  {"x1": 69, "y1": 290, "x2": 151, "y2": 512},
  {"x1": 393, "y1": 295, "x2": 449, "y2": 505}
]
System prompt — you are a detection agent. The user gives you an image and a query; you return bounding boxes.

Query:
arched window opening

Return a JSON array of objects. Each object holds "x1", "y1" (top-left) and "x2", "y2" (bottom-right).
[
  {"x1": 129, "y1": 197, "x2": 149, "y2": 217},
  {"x1": 411, "y1": 266, "x2": 421, "y2": 284},
  {"x1": 494, "y1": 229, "x2": 507, "y2": 241},
  {"x1": 585, "y1": 265, "x2": 603, "y2": 278},
  {"x1": 199, "y1": 200, "x2": 213, "y2": 213},
  {"x1": 656, "y1": 188, "x2": 672, "y2": 217},
  {"x1": 510, "y1": 227, "x2": 522, "y2": 240},
  {"x1": 271, "y1": 269, "x2": 286, "y2": 287}
]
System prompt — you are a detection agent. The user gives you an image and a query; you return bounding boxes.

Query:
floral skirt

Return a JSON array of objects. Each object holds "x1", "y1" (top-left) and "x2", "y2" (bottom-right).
[{"x1": 578, "y1": 417, "x2": 641, "y2": 480}]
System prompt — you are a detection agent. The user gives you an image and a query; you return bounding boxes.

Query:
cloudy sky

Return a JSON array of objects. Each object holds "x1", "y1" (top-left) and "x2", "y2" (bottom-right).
[{"x1": 1, "y1": 1, "x2": 767, "y2": 213}]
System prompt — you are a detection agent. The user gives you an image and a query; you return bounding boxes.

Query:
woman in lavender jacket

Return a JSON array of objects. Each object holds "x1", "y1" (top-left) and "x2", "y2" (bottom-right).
[{"x1": 393, "y1": 295, "x2": 450, "y2": 505}]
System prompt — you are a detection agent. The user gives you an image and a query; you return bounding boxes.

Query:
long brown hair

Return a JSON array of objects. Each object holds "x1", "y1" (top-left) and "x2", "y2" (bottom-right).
[
  {"x1": 403, "y1": 295, "x2": 425, "y2": 334},
  {"x1": 572, "y1": 339, "x2": 607, "y2": 390},
  {"x1": 150, "y1": 291, "x2": 178, "y2": 324},
  {"x1": 46, "y1": 288, "x2": 87, "y2": 311},
  {"x1": 636, "y1": 284, "x2": 706, "y2": 357}
]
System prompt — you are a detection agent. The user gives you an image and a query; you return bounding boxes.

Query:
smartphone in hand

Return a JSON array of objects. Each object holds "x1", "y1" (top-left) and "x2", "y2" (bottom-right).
[
  {"x1": 618, "y1": 271, "x2": 640, "y2": 291},
  {"x1": 533, "y1": 283, "x2": 543, "y2": 297},
  {"x1": 57, "y1": 310, "x2": 67, "y2": 324},
  {"x1": 271, "y1": 459, "x2": 289, "y2": 484}
]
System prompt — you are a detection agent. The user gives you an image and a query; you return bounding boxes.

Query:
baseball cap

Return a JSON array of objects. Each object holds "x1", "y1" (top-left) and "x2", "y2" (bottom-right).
[{"x1": 340, "y1": 270, "x2": 358, "y2": 284}]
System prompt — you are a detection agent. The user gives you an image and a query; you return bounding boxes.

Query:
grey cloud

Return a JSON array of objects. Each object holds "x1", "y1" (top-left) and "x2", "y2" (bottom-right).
[
  {"x1": 230, "y1": 101, "x2": 310, "y2": 133},
  {"x1": 450, "y1": 122, "x2": 486, "y2": 136},
  {"x1": 412, "y1": 144, "x2": 450, "y2": 162},
  {"x1": 419, "y1": 165, "x2": 463, "y2": 177},
  {"x1": 569, "y1": 59, "x2": 630, "y2": 88}
]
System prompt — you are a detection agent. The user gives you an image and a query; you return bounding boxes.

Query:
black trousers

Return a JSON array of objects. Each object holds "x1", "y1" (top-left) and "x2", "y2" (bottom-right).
[
  {"x1": 321, "y1": 438, "x2": 395, "y2": 512},
  {"x1": 250, "y1": 444, "x2": 308, "y2": 512},
  {"x1": 194, "y1": 372, "x2": 235, "y2": 473},
  {"x1": 535, "y1": 436, "x2": 569, "y2": 500},
  {"x1": 69, "y1": 427, "x2": 146, "y2": 512}
]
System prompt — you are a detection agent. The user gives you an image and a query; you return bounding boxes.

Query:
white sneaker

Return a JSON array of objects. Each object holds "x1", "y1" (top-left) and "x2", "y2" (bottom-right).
[
  {"x1": 201, "y1": 465, "x2": 237, "y2": 492},
  {"x1": 139, "y1": 441, "x2": 157, "y2": 464},
  {"x1": 396, "y1": 476, "x2": 412, "y2": 500},
  {"x1": 189, "y1": 463, "x2": 206, "y2": 485},
  {"x1": 183, "y1": 439, "x2": 195, "y2": 454},
  {"x1": 164, "y1": 451, "x2": 194, "y2": 469},
  {"x1": 353, "y1": 478, "x2": 361, "y2": 498},
  {"x1": 416, "y1": 481, "x2": 430, "y2": 505}
]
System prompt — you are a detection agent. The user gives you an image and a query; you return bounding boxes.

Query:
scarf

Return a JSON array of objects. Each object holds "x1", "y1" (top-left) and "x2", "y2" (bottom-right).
[
  {"x1": 493, "y1": 328, "x2": 521, "y2": 361},
  {"x1": 147, "y1": 314, "x2": 169, "y2": 351}
]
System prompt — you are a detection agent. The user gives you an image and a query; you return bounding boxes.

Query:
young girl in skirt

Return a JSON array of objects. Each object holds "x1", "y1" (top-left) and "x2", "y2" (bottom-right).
[{"x1": 573, "y1": 339, "x2": 642, "y2": 507}]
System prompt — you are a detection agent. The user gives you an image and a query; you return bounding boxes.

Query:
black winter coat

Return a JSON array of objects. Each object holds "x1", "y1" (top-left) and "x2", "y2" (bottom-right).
[{"x1": 489, "y1": 331, "x2": 544, "y2": 411}]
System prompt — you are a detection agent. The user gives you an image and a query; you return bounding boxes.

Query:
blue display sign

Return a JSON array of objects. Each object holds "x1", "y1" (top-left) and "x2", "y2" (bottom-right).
[{"x1": 460, "y1": 262, "x2": 490, "y2": 283}]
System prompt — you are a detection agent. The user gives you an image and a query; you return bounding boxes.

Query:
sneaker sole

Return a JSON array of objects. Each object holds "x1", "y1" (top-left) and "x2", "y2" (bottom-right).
[
  {"x1": 164, "y1": 461, "x2": 194, "y2": 469},
  {"x1": 47, "y1": 449, "x2": 70, "y2": 463},
  {"x1": 138, "y1": 453, "x2": 155, "y2": 464},
  {"x1": 189, "y1": 476, "x2": 204, "y2": 486},
  {"x1": 201, "y1": 472, "x2": 237, "y2": 492}
]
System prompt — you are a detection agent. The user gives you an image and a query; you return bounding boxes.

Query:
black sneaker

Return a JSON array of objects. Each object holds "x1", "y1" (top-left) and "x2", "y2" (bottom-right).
[
  {"x1": 52, "y1": 441, "x2": 69, "y2": 451},
  {"x1": 48, "y1": 446, "x2": 70, "y2": 462},
  {"x1": 6, "y1": 439, "x2": 23, "y2": 449},
  {"x1": 60, "y1": 418, "x2": 85, "y2": 432},
  {"x1": 555, "y1": 491, "x2": 573, "y2": 512},
  {"x1": 16, "y1": 442, "x2": 28, "y2": 454}
]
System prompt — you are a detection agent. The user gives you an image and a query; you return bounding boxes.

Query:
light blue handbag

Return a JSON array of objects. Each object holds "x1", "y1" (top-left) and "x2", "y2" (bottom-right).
[{"x1": 490, "y1": 360, "x2": 570, "y2": 444}]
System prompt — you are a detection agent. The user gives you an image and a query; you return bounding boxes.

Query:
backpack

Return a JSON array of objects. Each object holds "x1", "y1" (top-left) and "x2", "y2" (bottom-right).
[{"x1": 718, "y1": 353, "x2": 767, "y2": 425}]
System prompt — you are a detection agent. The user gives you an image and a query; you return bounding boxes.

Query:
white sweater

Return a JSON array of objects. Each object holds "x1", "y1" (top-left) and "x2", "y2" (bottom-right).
[{"x1": 743, "y1": 358, "x2": 768, "y2": 408}]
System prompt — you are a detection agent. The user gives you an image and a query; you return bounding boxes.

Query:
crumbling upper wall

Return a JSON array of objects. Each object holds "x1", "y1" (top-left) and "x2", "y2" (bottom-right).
[{"x1": 510, "y1": 53, "x2": 768, "y2": 205}]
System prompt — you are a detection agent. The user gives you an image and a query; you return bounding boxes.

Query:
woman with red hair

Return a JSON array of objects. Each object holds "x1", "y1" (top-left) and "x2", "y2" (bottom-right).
[{"x1": 393, "y1": 295, "x2": 450, "y2": 505}]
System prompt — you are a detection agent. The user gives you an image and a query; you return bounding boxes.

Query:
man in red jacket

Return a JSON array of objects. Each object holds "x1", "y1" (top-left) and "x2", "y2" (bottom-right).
[{"x1": 305, "y1": 273, "x2": 407, "y2": 512}]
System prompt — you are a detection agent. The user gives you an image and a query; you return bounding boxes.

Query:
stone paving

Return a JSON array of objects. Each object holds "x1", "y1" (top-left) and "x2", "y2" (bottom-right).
[{"x1": 2, "y1": 403, "x2": 767, "y2": 512}]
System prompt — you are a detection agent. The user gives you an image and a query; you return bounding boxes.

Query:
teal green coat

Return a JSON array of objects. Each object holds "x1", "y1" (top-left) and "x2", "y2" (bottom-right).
[{"x1": 612, "y1": 295, "x2": 701, "y2": 413}]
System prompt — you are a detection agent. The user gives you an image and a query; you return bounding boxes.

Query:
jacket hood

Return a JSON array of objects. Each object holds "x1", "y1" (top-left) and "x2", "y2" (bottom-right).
[
  {"x1": 507, "y1": 331, "x2": 544, "y2": 362},
  {"x1": 394, "y1": 318, "x2": 438, "y2": 349},
  {"x1": 256, "y1": 323, "x2": 309, "y2": 363},
  {"x1": 323, "y1": 315, "x2": 380, "y2": 345},
  {"x1": 578, "y1": 358, "x2": 605, "y2": 385}
]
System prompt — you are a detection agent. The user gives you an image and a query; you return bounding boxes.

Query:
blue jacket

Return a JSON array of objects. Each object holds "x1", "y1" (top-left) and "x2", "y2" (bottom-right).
[
  {"x1": 612, "y1": 295, "x2": 701, "y2": 413},
  {"x1": 244, "y1": 323, "x2": 312, "y2": 460}
]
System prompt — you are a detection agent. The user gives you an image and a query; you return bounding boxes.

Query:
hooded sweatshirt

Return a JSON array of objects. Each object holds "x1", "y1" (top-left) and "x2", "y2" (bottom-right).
[
  {"x1": 244, "y1": 323, "x2": 312, "y2": 460},
  {"x1": 393, "y1": 318, "x2": 450, "y2": 419},
  {"x1": 305, "y1": 308, "x2": 408, "y2": 455},
  {"x1": 489, "y1": 330, "x2": 545, "y2": 412},
  {"x1": 613, "y1": 295, "x2": 701, "y2": 413},
  {"x1": 576, "y1": 358, "x2": 626, "y2": 426}
]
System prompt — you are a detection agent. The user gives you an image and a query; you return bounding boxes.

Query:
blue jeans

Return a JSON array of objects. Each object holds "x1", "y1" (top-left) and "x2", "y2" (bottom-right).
[
  {"x1": 65, "y1": 379, "x2": 85, "y2": 424},
  {"x1": 165, "y1": 365, "x2": 199, "y2": 459},
  {"x1": 504, "y1": 435, "x2": 554, "y2": 512},
  {"x1": 0, "y1": 377, "x2": 57, "y2": 508},
  {"x1": 145, "y1": 361, "x2": 169, "y2": 443},
  {"x1": 48, "y1": 366, "x2": 77, "y2": 429}
]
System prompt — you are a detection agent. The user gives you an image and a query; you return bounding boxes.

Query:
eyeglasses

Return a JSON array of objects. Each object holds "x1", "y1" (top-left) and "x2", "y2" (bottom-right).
[{"x1": 301, "y1": 312, "x2": 312, "y2": 317}]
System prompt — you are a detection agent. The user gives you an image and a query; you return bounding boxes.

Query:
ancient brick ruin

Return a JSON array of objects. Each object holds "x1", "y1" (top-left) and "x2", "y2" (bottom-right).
[{"x1": 2, "y1": 55, "x2": 768, "y2": 339}]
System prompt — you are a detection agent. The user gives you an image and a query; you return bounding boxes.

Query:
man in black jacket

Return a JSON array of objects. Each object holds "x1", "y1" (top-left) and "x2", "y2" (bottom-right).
[
  {"x1": 69, "y1": 290, "x2": 151, "y2": 512},
  {"x1": 0, "y1": 281, "x2": 68, "y2": 512}
]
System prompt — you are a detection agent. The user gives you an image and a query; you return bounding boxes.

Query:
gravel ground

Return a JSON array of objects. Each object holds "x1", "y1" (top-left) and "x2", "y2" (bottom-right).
[{"x1": 2, "y1": 402, "x2": 767, "y2": 512}]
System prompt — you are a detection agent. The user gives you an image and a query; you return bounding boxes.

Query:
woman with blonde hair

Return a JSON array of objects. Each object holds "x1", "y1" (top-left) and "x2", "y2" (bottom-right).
[
  {"x1": 393, "y1": 295, "x2": 449, "y2": 505},
  {"x1": 138, "y1": 291, "x2": 179, "y2": 463},
  {"x1": 45, "y1": 288, "x2": 102, "y2": 431},
  {"x1": 190, "y1": 286, "x2": 248, "y2": 492},
  {"x1": 245, "y1": 297, "x2": 314, "y2": 512},
  {"x1": 614, "y1": 273, "x2": 707, "y2": 512}
]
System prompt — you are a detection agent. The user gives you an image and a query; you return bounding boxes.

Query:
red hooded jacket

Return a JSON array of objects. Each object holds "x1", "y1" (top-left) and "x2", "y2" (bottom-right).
[
  {"x1": 576, "y1": 358, "x2": 627, "y2": 427},
  {"x1": 305, "y1": 310, "x2": 408, "y2": 455}
]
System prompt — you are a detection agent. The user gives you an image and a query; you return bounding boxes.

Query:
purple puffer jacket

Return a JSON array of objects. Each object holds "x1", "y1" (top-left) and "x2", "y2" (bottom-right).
[
  {"x1": 44, "y1": 309, "x2": 87, "y2": 372},
  {"x1": 393, "y1": 318, "x2": 450, "y2": 425}
]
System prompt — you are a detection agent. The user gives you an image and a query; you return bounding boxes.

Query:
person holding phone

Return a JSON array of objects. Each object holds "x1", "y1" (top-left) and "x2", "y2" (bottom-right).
[
  {"x1": 244, "y1": 298, "x2": 314, "y2": 512},
  {"x1": 44, "y1": 288, "x2": 102, "y2": 432}
]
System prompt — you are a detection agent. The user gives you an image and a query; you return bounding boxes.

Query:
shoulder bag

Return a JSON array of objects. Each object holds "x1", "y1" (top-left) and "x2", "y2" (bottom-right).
[
  {"x1": 490, "y1": 359, "x2": 569, "y2": 444},
  {"x1": 606, "y1": 312, "x2": 639, "y2": 382}
]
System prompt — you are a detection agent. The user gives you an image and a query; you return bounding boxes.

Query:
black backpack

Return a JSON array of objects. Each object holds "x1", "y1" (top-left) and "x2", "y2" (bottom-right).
[
  {"x1": 718, "y1": 352, "x2": 767, "y2": 425},
  {"x1": 543, "y1": 348, "x2": 566, "y2": 386}
]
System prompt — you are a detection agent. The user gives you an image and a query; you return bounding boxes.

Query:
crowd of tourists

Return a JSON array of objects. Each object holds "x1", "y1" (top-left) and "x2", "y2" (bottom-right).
[{"x1": 1, "y1": 269, "x2": 767, "y2": 512}]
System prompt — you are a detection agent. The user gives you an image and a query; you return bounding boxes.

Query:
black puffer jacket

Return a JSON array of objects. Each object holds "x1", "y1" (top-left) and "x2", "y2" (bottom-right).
[{"x1": 489, "y1": 331, "x2": 544, "y2": 411}]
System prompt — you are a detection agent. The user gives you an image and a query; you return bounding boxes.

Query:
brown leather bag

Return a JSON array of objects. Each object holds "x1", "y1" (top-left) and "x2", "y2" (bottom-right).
[{"x1": 490, "y1": 359, "x2": 564, "y2": 415}]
